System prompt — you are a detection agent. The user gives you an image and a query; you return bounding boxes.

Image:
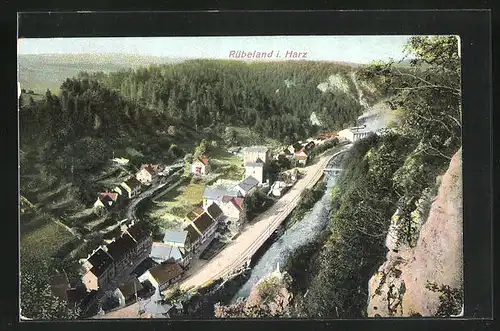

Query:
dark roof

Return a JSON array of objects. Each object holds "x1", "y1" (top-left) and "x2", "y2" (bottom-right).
[
  {"x1": 184, "y1": 224, "x2": 201, "y2": 243},
  {"x1": 193, "y1": 212, "x2": 215, "y2": 234},
  {"x1": 106, "y1": 233, "x2": 136, "y2": 261},
  {"x1": 118, "y1": 278, "x2": 143, "y2": 299},
  {"x1": 148, "y1": 263, "x2": 184, "y2": 286},
  {"x1": 126, "y1": 222, "x2": 150, "y2": 243},
  {"x1": 87, "y1": 248, "x2": 114, "y2": 277},
  {"x1": 124, "y1": 177, "x2": 142, "y2": 189},
  {"x1": 207, "y1": 203, "x2": 223, "y2": 220},
  {"x1": 238, "y1": 176, "x2": 260, "y2": 192}
]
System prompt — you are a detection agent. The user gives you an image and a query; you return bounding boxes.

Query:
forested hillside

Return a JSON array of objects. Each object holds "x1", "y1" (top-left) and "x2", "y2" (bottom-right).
[
  {"x1": 295, "y1": 36, "x2": 461, "y2": 318},
  {"x1": 212, "y1": 36, "x2": 462, "y2": 319},
  {"x1": 19, "y1": 59, "x2": 376, "y2": 319},
  {"x1": 91, "y1": 60, "x2": 366, "y2": 143}
]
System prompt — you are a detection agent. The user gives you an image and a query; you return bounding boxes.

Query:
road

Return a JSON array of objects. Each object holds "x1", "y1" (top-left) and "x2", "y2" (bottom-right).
[
  {"x1": 125, "y1": 163, "x2": 184, "y2": 221},
  {"x1": 99, "y1": 144, "x2": 350, "y2": 319},
  {"x1": 177, "y1": 144, "x2": 351, "y2": 290}
]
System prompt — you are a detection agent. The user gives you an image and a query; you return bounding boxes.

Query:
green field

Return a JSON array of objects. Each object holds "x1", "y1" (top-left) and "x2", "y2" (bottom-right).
[{"x1": 20, "y1": 213, "x2": 76, "y2": 266}]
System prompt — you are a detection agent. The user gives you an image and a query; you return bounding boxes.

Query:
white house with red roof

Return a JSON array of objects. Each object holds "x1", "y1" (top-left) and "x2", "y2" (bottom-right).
[
  {"x1": 191, "y1": 156, "x2": 209, "y2": 176},
  {"x1": 294, "y1": 146, "x2": 311, "y2": 166},
  {"x1": 93, "y1": 192, "x2": 119, "y2": 209},
  {"x1": 136, "y1": 164, "x2": 164, "y2": 184},
  {"x1": 219, "y1": 196, "x2": 245, "y2": 219}
]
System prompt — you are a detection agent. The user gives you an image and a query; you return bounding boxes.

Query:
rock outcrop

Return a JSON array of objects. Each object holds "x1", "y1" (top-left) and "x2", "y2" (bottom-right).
[
  {"x1": 215, "y1": 264, "x2": 294, "y2": 318},
  {"x1": 367, "y1": 148, "x2": 463, "y2": 317}
]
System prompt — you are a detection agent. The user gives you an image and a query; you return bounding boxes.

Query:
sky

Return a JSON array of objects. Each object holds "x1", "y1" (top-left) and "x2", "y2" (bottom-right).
[{"x1": 18, "y1": 35, "x2": 415, "y2": 64}]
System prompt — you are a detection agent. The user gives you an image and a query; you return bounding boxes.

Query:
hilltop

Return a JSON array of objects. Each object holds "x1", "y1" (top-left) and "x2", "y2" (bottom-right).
[{"x1": 18, "y1": 53, "x2": 183, "y2": 94}]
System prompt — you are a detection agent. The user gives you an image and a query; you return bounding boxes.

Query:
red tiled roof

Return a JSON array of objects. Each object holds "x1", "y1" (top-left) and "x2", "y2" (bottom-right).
[
  {"x1": 295, "y1": 147, "x2": 307, "y2": 155},
  {"x1": 99, "y1": 192, "x2": 119, "y2": 202},
  {"x1": 231, "y1": 197, "x2": 245, "y2": 210}
]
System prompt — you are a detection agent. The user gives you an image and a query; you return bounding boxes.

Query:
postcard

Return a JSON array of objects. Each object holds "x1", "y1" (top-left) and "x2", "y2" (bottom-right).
[{"x1": 18, "y1": 34, "x2": 463, "y2": 320}]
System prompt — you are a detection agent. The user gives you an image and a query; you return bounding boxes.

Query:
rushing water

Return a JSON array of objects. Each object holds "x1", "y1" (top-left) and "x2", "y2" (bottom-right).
[{"x1": 231, "y1": 171, "x2": 340, "y2": 301}]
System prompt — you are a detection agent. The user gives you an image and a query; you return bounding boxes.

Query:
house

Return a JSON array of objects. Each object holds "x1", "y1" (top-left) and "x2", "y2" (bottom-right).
[
  {"x1": 136, "y1": 164, "x2": 165, "y2": 184},
  {"x1": 50, "y1": 272, "x2": 70, "y2": 301},
  {"x1": 303, "y1": 141, "x2": 316, "y2": 152},
  {"x1": 219, "y1": 196, "x2": 244, "y2": 219},
  {"x1": 206, "y1": 202, "x2": 224, "y2": 223},
  {"x1": 294, "y1": 147, "x2": 309, "y2": 166},
  {"x1": 150, "y1": 242, "x2": 188, "y2": 267},
  {"x1": 120, "y1": 177, "x2": 142, "y2": 198},
  {"x1": 236, "y1": 176, "x2": 260, "y2": 197},
  {"x1": 184, "y1": 224, "x2": 201, "y2": 252},
  {"x1": 136, "y1": 166, "x2": 155, "y2": 184},
  {"x1": 139, "y1": 263, "x2": 184, "y2": 291},
  {"x1": 287, "y1": 143, "x2": 302, "y2": 155},
  {"x1": 82, "y1": 247, "x2": 115, "y2": 292},
  {"x1": 93, "y1": 192, "x2": 119, "y2": 210},
  {"x1": 188, "y1": 211, "x2": 218, "y2": 243},
  {"x1": 202, "y1": 184, "x2": 241, "y2": 210},
  {"x1": 81, "y1": 221, "x2": 152, "y2": 292},
  {"x1": 105, "y1": 232, "x2": 138, "y2": 276},
  {"x1": 338, "y1": 125, "x2": 371, "y2": 142},
  {"x1": 183, "y1": 206, "x2": 220, "y2": 253},
  {"x1": 245, "y1": 159, "x2": 265, "y2": 184},
  {"x1": 124, "y1": 221, "x2": 153, "y2": 261},
  {"x1": 243, "y1": 146, "x2": 270, "y2": 165},
  {"x1": 191, "y1": 156, "x2": 209, "y2": 176},
  {"x1": 115, "y1": 278, "x2": 144, "y2": 307},
  {"x1": 163, "y1": 230, "x2": 189, "y2": 249}
]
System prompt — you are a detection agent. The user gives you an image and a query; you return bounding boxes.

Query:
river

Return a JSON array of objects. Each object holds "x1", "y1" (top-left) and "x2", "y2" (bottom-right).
[{"x1": 231, "y1": 154, "x2": 345, "y2": 301}]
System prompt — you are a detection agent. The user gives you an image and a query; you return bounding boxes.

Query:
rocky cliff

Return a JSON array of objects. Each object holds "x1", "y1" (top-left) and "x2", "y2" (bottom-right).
[
  {"x1": 214, "y1": 265, "x2": 294, "y2": 318},
  {"x1": 367, "y1": 148, "x2": 463, "y2": 317}
]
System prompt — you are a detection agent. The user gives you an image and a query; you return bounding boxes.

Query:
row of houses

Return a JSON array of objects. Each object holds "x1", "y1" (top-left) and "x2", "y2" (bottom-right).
[
  {"x1": 80, "y1": 221, "x2": 152, "y2": 292},
  {"x1": 93, "y1": 163, "x2": 166, "y2": 211}
]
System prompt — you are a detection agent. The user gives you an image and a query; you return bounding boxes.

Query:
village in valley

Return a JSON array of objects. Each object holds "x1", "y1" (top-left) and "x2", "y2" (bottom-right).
[{"x1": 44, "y1": 122, "x2": 370, "y2": 317}]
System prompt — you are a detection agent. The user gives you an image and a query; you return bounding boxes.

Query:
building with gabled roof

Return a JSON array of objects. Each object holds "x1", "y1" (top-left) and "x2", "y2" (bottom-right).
[
  {"x1": 163, "y1": 230, "x2": 188, "y2": 248},
  {"x1": 243, "y1": 146, "x2": 270, "y2": 165},
  {"x1": 121, "y1": 177, "x2": 142, "y2": 198},
  {"x1": 82, "y1": 248, "x2": 115, "y2": 292},
  {"x1": 93, "y1": 192, "x2": 119, "y2": 210},
  {"x1": 81, "y1": 221, "x2": 152, "y2": 293},
  {"x1": 206, "y1": 203, "x2": 223, "y2": 221},
  {"x1": 191, "y1": 156, "x2": 210, "y2": 176},
  {"x1": 150, "y1": 242, "x2": 187, "y2": 266},
  {"x1": 236, "y1": 176, "x2": 260, "y2": 197},
  {"x1": 139, "y1": 262, "x2": 184, "y2": 292},
  {"x1": 115, "y1": 278, "x2": 144, "y2": 306},
  {"x1": 219, "y1": 196, "x2": 245, "y2": 220}
]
